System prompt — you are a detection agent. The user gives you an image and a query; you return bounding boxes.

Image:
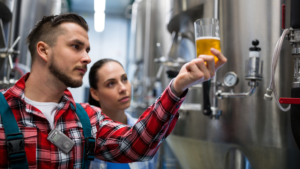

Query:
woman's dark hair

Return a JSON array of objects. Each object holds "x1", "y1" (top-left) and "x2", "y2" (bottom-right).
[{"x1": 88, "y1": 58, "x2": 123, "y2": 107}]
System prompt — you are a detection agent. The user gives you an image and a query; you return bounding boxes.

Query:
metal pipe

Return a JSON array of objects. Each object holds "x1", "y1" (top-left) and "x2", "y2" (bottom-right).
[
  {"x1": 211, "y1": 0, "x2": 219, "y2": 118},
  {"x1": 142, "y1": 0, "x2": 151, "y2": 103},
  {"x1": 9, "y1": 36, "x2": 20, "y2": 51},
  {"x1": 6, "y1": 36, "x2": 20, "y2": 70},
  {"x1": 211, "y1": 77, "x2": 218, "y2": 106},
  {"x1": 214, "y1": 0, "x2": 219, "y2": 19},
  {"x1": 217, "y1": 85, "x2": 256, "y2": 99},
  {"x1": 4, "y1": 0, "x2": 16, "y2": 87},
  {"x1": 7, "y1": 0, "x2": 16, "y2": 48}
]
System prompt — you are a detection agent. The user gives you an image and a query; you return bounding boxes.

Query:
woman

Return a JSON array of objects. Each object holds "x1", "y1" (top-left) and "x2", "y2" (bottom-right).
[{"x1": 88, "y1": 58, "x2": 158, "y2": 169}]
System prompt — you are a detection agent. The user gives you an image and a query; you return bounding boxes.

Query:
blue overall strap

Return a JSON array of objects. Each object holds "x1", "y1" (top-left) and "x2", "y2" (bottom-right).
[
  {"x1": 107, "y1": 162, "x2": 131, "y2": 169},
  {"x1": 74, "y1": 103, "x2": 95, "y2": 169},
  {"x1": 0, "y1": 93, "x2": 29, "y2": 169}
]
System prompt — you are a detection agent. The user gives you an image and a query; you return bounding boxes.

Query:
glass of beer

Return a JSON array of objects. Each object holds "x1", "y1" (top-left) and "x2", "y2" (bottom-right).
[{"x1": 194, "y1": 18, "x2": 221, "y2": 63}]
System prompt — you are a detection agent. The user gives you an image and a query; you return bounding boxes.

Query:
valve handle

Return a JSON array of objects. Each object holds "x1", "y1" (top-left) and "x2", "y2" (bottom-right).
[
  {"x1": 249, "y1": 39, "x2": 261, "y2": 51},
  {"x1": 279, "y1": 97, "x2": 300, "y2": 104},
  {"x1": 282, "y1": 4, "x2": 286, "y2": 29},
  {"x1": 252, "y1": 40, "x2": 259, "y2": 47},
  {"x1": 203, "y1": 80, "x2": 212, "y2": 116}
]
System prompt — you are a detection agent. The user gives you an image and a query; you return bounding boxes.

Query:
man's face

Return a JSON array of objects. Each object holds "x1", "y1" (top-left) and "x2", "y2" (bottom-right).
[{"x1": 48, "y1": 22, "x2": 91, "y2": 88}]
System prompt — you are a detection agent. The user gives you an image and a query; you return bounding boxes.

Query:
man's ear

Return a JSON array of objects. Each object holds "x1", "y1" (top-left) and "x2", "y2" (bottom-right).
[
  {"x1": 36, "y1": 41, "x2": 50, "y2": 62},
  {"x1": 90, "y1": 88, "x2": 100, "y2": 102}
]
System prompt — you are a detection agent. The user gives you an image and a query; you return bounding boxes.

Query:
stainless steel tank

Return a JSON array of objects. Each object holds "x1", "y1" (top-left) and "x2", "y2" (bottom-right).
[
  {"x1": 17, "y1": 0, "x2": 63, "y2": 66},
  {"x1": 128, "y1": 0, "x2": 185, "y2": 168},
  {"x1": 164, "y1": 0, "x2": 300, "y2": 168},
  {"x1": 129, "y1": 0, "x2": 174, "y2": 111},
  {"x1": 0, "y1": 0, "x2": 63, "y2": 89},
  {"x1": 0, "y1": 0, "x2": 17, "y2": 87}
]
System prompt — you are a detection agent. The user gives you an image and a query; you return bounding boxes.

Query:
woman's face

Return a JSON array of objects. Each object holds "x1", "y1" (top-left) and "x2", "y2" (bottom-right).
[{"x1": 92, "y1": 61, "x2": 131, "y2": 111}]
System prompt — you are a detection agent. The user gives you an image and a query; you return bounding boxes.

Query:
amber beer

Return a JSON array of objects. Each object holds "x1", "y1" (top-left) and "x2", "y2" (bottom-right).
[{"x1": 196, "y1": 37, "x2": 221, "y2": 63}]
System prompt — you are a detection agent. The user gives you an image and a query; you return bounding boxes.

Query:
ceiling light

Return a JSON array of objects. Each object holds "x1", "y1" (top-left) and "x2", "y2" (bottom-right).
[
  {"x1": 94, "y1": 12, "x2": 105, "y2": 32},
  {"x1": 94, "y1": 0, "x2": 106, "y2": 12}
]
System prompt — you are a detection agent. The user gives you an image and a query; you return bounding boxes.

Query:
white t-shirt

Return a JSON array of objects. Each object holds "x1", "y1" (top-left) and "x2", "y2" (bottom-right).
[{"x1": 24, "y1": 96, "x2": 58, "y2": 129}]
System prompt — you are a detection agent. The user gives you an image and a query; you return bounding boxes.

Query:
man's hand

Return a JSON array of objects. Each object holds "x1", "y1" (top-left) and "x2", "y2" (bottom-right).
[{"x1": 172, "y1": 48, "x2": 227, "y2": 96}]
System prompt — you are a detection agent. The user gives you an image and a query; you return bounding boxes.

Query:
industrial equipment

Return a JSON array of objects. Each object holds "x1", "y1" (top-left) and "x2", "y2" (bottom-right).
[
  {"x1": 165, "y1": 0, "x2": 300, "y2": 168},
  {"x1": 0, "y1": 0, "x2": 64, "y2": 89},
  {"x1": 0, "y1": 0, "x2": 20, "y2": 88},
  {"x1": 129, "y1": 0, "x2": 300, "y2": 168},
  {"x1": 263, "y1": 0, "x2": 300, "y2": 152}
]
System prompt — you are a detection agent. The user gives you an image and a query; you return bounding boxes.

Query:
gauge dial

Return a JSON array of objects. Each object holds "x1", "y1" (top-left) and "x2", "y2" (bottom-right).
[{"x1": 224, "y1": 72, "x2": 239, "y2": 87}]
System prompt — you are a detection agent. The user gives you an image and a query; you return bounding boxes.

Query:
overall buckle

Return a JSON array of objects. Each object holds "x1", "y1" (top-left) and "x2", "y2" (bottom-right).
[
  {"x1": 85, "y1": 137, "x2": 95, "y2": 161},
  {"x1": 6, "y1": 133, "x2": 26, "y2": 162}
]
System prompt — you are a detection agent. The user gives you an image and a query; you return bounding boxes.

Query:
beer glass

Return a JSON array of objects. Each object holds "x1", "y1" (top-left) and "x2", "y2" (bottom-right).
[{"x1": 194, "y1": 18, "x2": 221, "y2": 63}]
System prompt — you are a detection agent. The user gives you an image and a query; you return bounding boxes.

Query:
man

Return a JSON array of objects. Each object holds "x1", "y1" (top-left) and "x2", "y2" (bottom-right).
[{"x1": 0, "y1": 13, "x2": 227, "y2": 168}]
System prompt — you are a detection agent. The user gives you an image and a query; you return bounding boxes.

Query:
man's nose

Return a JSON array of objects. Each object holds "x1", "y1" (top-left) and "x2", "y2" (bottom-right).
[{"x1": 81, "y1": 53, "x2": 91, "y2": 64}]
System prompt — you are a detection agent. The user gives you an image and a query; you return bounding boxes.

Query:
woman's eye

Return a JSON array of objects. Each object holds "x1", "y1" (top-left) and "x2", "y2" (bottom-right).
[
  {"x1": 108, "y1": 82, "x2": 115, "y2": 87},
  {"x1": 122, "y1": 77, "x2": 128, "y2": 82}
]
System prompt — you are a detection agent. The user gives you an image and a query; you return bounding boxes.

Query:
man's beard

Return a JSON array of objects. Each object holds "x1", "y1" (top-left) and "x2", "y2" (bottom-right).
[{"x1": 49, "y1": 56, "x2": 83, "y2": 88}]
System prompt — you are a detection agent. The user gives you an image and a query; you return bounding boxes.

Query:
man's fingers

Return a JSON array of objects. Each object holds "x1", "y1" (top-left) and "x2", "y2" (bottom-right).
[
  {"x1": 210, "y1": 48, "x2": 227, "y2": 69},
  {"x1": 197, "y1": 55, "x2": 215, "y2": 78},
  {"x1": 194, "y1": 58, "x2": 211, "y2": 80},
  {"x1": 186, "y1": 59, "x2": 204, "y2": 80},
  {"x1": 174, "y1": 51, "x2": 227, "y2": 92}
]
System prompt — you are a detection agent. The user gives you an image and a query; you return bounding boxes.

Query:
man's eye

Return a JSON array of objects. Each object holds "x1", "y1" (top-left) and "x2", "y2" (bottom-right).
[{"x1": 72, "y1": 45, "x2": 79, "y2": 49}]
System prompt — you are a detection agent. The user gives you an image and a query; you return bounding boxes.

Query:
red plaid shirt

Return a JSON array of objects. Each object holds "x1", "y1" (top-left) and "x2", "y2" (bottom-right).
[{"x1": 0, "y1": 73, "x2": 186, "y2": 168}]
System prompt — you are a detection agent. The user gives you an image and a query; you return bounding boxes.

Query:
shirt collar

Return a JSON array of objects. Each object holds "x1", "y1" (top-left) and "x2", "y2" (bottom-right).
[{"x1": 6, "y1": 72, "x2": 77, "y2": 107}]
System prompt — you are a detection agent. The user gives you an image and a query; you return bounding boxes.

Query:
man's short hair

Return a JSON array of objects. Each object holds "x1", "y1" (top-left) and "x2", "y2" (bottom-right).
[{"x1": 26, "y1": 13, "x2": 89, "y2": 62}]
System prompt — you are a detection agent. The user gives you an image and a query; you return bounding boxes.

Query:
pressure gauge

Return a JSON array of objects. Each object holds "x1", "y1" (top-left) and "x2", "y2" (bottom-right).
[{"x1": 224, "y1": 72, "x2": 239, "y2": 87}]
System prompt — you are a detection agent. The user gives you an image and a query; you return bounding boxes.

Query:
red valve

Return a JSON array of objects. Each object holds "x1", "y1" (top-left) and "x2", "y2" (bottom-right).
[
  {"x1": 279, "y1": 98, "x2": 300, "y2": 104},
  {"x1": 282, "y1": 4, "x2": 285, "y2": 29}
]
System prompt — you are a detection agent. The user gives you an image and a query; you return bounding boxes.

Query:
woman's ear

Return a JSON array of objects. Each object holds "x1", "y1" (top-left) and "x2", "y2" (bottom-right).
[
  {"x1": 36, "y1": 41, "x2": 50, "y2": 62},
  {"x1": 90, "y1": 88, "x2": 100, "y2": 101}
]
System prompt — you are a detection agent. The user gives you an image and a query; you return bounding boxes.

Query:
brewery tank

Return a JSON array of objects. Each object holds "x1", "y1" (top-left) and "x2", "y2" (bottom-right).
[
  {"x1": 163, "y1": 0, "x2": 300, "y2": 168},
  {"x1": 128, "y1": 0, "x2": 187, "y2": 168},
  {"x1": 0, "y1": 0, "x2": 64, "y2": 89},
  {"x1": 17, "y1": 0, "x2": 64, "y2": 67},
  {"x1": 128, "y1": 0, "x2": 174, "y2": 112}
]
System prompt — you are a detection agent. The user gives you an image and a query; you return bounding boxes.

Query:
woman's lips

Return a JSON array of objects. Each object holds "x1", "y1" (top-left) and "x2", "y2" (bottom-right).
[{"x1": 119, "y1": 96, "x2": 130, "y2": 102}]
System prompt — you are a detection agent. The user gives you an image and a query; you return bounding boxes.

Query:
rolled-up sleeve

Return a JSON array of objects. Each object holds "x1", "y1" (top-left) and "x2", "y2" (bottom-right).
[{"x1": 93, "y1": 81, "x2": 187, "y2": 163}]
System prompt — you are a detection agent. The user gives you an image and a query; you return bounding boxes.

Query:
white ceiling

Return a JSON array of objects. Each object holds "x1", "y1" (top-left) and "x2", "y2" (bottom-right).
[{"x1": 70, "y1": 0, "x2": 132, "y2": 16}]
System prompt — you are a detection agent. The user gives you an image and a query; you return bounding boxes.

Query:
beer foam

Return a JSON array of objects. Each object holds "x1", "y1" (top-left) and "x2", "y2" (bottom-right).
[{"x1": 196, "y1": 37, "x2": 220, "y2": 40}]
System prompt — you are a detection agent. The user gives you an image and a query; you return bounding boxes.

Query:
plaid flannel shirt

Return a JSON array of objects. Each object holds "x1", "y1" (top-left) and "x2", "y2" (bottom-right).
[{"x1": 0, "y1": 73, "x2": 186, "y2": 168}]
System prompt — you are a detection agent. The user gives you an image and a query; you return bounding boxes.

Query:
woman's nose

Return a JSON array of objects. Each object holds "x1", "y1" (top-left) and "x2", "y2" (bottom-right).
[{"x1": 119, "y1": 83, "x2": 127, "y2": 93}]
